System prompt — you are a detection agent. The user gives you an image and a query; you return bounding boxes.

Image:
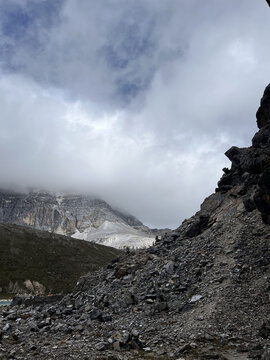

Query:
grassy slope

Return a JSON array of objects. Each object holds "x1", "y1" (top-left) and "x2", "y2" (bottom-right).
[{"x1": 0, "y1": 223, "x2": 122, "y2": 294}]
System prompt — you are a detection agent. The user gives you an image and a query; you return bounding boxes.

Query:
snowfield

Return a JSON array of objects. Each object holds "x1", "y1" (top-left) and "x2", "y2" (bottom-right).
[{"x1": 71, "y1": 220, "x2": 155, "y2": 249}]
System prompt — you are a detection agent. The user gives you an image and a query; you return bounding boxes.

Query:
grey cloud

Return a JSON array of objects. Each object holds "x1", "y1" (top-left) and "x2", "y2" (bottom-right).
[
  {"x1": 0, "y1": 0, "x2": 269, "y2": 228},
  {"x1": 0, "y1": 0, "x2": 185, "y2": 106}
]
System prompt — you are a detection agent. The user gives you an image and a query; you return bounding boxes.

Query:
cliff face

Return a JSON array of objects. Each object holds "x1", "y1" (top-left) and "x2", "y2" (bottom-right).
[
  {"x1": 217, "y1": 83, "x2": 270, "y2": 224},
  {"x1": 0, "y1": 191, "x2": 142, "y2": 234},
  {"x1": 0, "y1": 191, "x2": 154, "y2": 248}
]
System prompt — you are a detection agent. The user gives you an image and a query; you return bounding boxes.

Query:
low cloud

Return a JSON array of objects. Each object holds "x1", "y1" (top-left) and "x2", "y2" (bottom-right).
[{"x1": 0, "y1": 0, "x2": 269, "y2": 227}]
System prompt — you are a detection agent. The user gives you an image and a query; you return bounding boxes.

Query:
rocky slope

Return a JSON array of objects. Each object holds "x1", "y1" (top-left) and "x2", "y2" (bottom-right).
[
  {"x1": 0, "y1": 222, "x2": 121, "y2": 295},
  {"x1": 1, "y1": 86, "x2": 270, "y2": 359},
  {"x1": 0, "y1": 191, "x2": 155, "y2": 248}
]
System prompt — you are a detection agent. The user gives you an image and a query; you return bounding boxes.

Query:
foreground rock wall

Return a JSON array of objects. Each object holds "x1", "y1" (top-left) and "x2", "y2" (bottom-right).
[{"x1": 217, "y1": 83, "x2": 270, "y2": 224}]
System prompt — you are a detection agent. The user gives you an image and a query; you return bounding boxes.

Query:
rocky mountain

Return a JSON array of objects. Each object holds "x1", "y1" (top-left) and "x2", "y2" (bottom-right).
[
  {"x1": 1, "y1": 85, "x2": 270, "y2": 359},
  {"x1": 0, "y1": 222, "x2": 121, "y2": 296},
  {"x1": 0, "y1": 191, "x2": 155, "y2": 248}
]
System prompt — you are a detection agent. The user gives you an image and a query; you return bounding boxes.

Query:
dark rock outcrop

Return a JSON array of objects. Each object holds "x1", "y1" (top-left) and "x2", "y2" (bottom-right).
[
  {"x1": 256, "y1": 84, "x2": 270, "y2": 128},
  {"x1": 217, "y1": 84, "x2": 270, "y2": 224}
]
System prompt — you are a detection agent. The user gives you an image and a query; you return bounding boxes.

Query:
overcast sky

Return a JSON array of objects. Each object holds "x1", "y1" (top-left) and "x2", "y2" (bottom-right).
[{"x1": 0, "y1": 0, "x2": 269, "y2": 228}]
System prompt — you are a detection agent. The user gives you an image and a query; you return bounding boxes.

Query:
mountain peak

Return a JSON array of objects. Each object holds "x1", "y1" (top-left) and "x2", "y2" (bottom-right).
[{"x1": 0, "y1": 190, "x2": 154, "y2": 248}]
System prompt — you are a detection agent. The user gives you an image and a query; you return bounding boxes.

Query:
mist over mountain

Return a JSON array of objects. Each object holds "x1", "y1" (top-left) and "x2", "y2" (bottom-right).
[
  {"x1": 1, "y1": 1, "x2": 270, "y2": 228},
  {"x1": 0, "y1": 189, "x2": 156, "y2": 249}
]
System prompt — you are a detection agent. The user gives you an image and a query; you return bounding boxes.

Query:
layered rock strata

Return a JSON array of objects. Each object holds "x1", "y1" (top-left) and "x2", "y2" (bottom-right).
[{"x1": 0, "y1": 191, "x2": 155, "y2": 248}]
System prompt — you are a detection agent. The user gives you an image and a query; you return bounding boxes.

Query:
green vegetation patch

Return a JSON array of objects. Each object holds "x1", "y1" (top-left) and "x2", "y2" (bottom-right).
[{"x1": 0, "y1": 223, "x2": 122, "y2": 294}]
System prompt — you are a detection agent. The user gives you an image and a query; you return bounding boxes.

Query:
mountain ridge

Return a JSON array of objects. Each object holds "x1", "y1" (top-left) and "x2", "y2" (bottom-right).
[{"x1": 0, "y1": 189, "x2": 155, "y2": 248}]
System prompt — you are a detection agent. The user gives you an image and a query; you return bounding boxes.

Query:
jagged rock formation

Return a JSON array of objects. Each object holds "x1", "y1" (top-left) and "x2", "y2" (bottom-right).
[
  {"x1": 0, "y1": 222, "x2": 121, "y2": 295},
  {"x1": 217, "y1": 84, "x2": 270, "y2": 224},
  {"x1": 1, "y1": 86, "x2": 270, "y2": 359},
  {"x1": 0, "y1": 191, "x2": 155, "y2": 248}
]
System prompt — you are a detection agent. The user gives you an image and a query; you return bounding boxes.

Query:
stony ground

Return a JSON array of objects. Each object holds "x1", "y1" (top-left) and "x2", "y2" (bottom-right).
[{"x1": 0, "y1": 192, "x2": 269, "y2": 359}]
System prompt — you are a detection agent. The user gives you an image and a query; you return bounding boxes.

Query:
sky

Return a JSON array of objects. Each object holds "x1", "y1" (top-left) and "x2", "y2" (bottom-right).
[{"x1": 0, "y1": 0, "x2": 270, "y2": 229}]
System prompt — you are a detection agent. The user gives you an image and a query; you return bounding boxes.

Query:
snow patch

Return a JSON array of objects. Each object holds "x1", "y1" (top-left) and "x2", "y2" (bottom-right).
[{"x1": 71, "y1": 220, "x2": 155, "y2": 249}]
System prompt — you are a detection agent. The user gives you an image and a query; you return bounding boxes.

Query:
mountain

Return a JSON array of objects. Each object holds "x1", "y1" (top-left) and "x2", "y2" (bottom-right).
[
  {"x1": 0, "y1": 191, "x2": 155, "y2": 248},
  {"x1": 1, "y1": 85, "x2": 270, "y2": 359},
  {"x1": 0, "y1": 222, "x2": 121, "y2": 296}
]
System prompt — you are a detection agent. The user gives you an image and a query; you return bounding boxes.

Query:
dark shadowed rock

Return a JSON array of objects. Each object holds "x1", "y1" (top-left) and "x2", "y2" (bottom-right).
[
  {"x1": 253, "y1": 123, "x2": 270, "y2": 148},
  {"x1": 216, "y1": 84, "x2": 270, "y2": 224},
  {"x1": 259, "y1": 320, "x2": 270, "y2": 339},
  {"x1": 89, "y1": 308, "x2": 103, "y2": 321},
  {"x1": 256, "y1": 83, "x2": 270, "y2": 128}
]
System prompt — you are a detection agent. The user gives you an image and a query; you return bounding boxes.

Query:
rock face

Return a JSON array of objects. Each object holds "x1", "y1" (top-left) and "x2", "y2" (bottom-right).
[
  {"x1": 1, "y1": 86, "x2": 270, "y2": 359},
  {"x1": 0, "y1": 191, "x2": 155, "y2": 248},
  {"x1": 217, "y1": 84, "x2": 270, "y2": 224}
]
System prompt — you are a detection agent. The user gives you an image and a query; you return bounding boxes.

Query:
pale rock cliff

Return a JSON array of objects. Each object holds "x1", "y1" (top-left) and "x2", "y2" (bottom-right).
[{"x1": 0, "y1": 191, "x2": 155, "y2": 248}]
